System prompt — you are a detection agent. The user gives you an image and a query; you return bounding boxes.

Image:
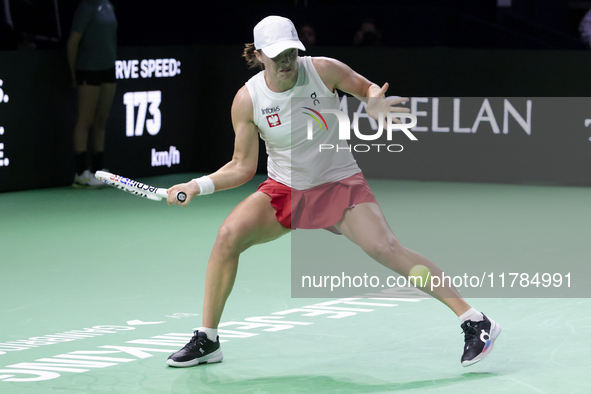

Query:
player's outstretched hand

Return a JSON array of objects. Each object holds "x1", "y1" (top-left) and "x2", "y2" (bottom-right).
[
  {"x1": 366, "y1": 83, "x2": 410, "y2": 124},
  {"x1": 167, "y1": 181, "x2": 199, "y2": 206}
]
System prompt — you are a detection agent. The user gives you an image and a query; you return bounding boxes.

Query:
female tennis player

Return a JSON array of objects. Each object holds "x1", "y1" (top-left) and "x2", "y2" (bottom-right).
[{"x1": 166, "y1": 16, "x2": 500, "y2": 368}]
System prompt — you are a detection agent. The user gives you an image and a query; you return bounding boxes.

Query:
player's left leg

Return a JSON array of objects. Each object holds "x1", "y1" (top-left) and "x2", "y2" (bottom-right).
[
  {"x1": 334, "y1": 202, "x2": 501, "y2": 366},
  {"x1": 166, "y1": 192, "x2": 290, "y2": 368}
]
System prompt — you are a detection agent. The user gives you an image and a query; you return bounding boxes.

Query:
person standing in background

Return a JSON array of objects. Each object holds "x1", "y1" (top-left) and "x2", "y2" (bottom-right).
[
  {"x1": 67, "y1": 0, "x2": 117, "y2": 187},
  {"x1": 298, "y1": 23, "x2": 316, "y2": 47},
  {"x1": 353, "y1": 18, "x2": 381, "y2": 47}
]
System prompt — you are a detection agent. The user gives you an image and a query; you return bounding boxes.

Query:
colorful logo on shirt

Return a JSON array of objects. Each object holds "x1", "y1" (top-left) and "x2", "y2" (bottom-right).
[
  {"x1": 266, "y1": 114, "x2": 282, "y2": 127},
  {"x1": 302, "y1": 107, "x2": 327, "y2": 130}
]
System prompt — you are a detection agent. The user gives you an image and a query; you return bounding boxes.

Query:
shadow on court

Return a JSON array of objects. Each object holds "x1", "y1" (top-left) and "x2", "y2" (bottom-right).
[{"x1": 170, "y1": 368, "x2": 500, "y2": 393}]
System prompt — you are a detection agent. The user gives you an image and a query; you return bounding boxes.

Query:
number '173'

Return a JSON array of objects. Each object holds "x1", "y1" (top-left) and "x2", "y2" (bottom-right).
[{"x1": 123, "y1": 91, "x2": 162, "y2": 137}]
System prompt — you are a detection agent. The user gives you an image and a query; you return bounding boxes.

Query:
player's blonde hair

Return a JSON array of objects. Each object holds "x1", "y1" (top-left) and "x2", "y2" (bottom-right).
[{"x1": 243, "y1": 43, "x2": 264, "y2": 70}]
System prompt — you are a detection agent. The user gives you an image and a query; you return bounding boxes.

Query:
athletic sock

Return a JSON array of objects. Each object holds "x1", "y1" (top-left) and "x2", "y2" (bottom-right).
[
  {"x1": 459, "y1": 307, "x2": 484, "y2": 323},
  {"x1": 199, "y1": 327, "x2": 218, "y2": 342},
  {"x1": 91, "y1": 151, "x2": 104, "y2": 172},
  {"x1": 74, "y1": 152, "x2": 87, "y2": 175}
]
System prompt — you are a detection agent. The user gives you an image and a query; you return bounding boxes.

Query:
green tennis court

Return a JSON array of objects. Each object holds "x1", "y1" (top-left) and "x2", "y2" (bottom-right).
[{"x1": 1, "y1": 174, "x2": 590, "y2": 393}]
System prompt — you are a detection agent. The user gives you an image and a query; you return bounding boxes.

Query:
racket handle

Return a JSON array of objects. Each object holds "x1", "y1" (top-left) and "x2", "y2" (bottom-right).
[{"x1": 177, "y1": 191, "x2": 187, "y2": 203}]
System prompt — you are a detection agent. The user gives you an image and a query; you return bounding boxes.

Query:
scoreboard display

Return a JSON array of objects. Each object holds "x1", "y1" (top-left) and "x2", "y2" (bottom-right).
[
  {"x1": 106, "y1": 46, "x2": 198, "y2": 177},
  {"x1": 0, "y1": 46, "x2": 199, "y2": 192}
]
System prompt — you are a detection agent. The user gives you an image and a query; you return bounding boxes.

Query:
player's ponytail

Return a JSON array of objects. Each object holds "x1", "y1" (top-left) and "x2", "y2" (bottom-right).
[{"x1": 243, "y1": 43, "x2": 264, "y2": 70}]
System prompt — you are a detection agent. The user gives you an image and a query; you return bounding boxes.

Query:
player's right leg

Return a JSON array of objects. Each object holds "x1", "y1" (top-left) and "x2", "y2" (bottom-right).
[{"x1": 167, "y1": 191, "x2": 290, "y2": 367}]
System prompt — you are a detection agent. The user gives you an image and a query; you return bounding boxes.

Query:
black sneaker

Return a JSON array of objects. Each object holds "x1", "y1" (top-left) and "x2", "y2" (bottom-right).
[
  {"x1": 460, "y1": 314, "x2": 501, "y2": 367},
  {"x1": 166, "y1": 331, "x2": 223, "y2": 368}
]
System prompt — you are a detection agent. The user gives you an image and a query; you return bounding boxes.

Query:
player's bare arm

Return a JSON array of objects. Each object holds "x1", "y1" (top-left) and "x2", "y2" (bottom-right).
[
  {"x1": 311, "y1": 56, "x2": 410, "y2": 122},
  {"x1": 167, "y1": 86, "x2": 259, "y2": 205}
]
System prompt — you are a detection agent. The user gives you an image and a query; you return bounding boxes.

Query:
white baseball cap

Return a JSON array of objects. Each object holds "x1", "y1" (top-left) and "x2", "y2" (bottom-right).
[{"x1": 254, "y1": 16, "x2": 306, "y2": 58}]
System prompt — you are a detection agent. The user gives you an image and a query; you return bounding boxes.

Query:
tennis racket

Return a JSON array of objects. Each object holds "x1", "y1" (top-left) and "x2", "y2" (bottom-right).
[{"x1": 95, "y1": 171, "x2": 186, "y2": 202}]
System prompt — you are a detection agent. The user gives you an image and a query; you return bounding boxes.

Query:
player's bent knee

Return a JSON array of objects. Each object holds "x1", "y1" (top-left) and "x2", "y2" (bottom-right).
[
  {"x1": 214, "y1": 222, "x2": 252, "y2": 254},
  {"x1": 366, "y1": 238, "x2": 402, "y2": 262}
]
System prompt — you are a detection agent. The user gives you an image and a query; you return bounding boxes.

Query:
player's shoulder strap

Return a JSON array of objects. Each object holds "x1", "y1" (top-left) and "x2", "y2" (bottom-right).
[
  {"x1": 300, "y1": 56, "x2": 336, "y2": 97},
  {"x1": 243, "y1": 74, "x2": 263, "y2": 127}
]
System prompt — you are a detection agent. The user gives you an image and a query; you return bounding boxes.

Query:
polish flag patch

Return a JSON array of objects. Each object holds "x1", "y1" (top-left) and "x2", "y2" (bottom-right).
[{"x1": 266, "y1": 114, "x2": 281, "y2": 127}]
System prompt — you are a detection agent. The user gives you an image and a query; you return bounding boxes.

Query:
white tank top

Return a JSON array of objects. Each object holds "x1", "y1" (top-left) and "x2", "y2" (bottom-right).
[{"x1": 245, "y1": 56, "x2": 360, "y2": 190}]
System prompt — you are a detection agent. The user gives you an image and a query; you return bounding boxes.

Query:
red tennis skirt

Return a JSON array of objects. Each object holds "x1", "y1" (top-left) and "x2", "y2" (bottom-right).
[{"x1": 256, "y1": 172, "x2": 378, "y2": 234}]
